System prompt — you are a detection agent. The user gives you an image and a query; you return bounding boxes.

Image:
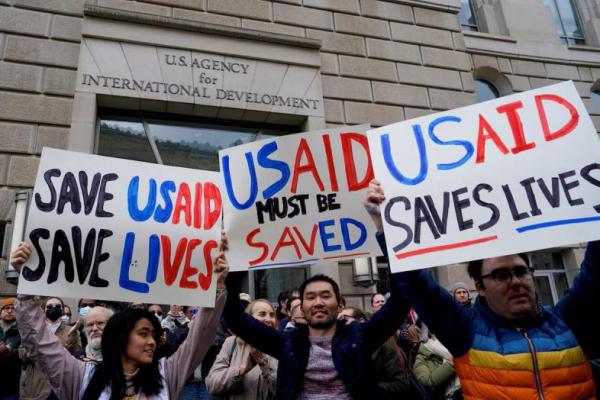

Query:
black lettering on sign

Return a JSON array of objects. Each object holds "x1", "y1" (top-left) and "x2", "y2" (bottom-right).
[
  {"x1": 580, "y1": 163, "x2": 600, "y2": 213},
  {"x1": 558, "y1": 170, "x2": 584, "y2": 206},
  {"x1": 424, "y1": 193, "x2": 450, "y2": 236},
  {"x1": 502, "y1": 184, "x2": 529, "y2": 221},
  {"x1": 97, "y1": 173, "x2": 118, "y2": 217},
  {"x1": 34, "y1": 169, "x2": 61, "y2": 212},
  {"x1": 536, "y1": 177, "x2": 561, "y2": 208},
  {"x1": 22, "y1": 228, "x2": 50, "y2": 281},
  {"x1": 384, "y1": 196, "x2": 413, "y2": 253},
  {"x1": 473, "y1": 183, "x2": 499, "y2": 231},
  {"x1": 452, "y1": 187, "x2": 473, "y2": 231},
  {"x1": 520, "y1": 177, "x2": 542, "y2": 216}
]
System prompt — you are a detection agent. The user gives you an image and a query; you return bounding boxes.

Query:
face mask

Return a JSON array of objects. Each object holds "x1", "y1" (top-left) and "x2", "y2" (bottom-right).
[
  {"x1": 79, "y1": 306, "x2": 91, "y2": 318},
  {"x1": 46, "y1": 307, "x2": 63, "y2": 322},
  {"x1": 60, "y1": 315, "x2": 71, "y2": 324},
  {"x1": 154, "y1": 313, "x2": 163, "y2": 323}
]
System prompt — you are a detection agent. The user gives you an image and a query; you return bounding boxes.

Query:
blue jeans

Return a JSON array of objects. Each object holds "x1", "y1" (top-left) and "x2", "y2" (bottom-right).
[{"x1": 180, "y1": 382, "x2": 212, "y2": 400}]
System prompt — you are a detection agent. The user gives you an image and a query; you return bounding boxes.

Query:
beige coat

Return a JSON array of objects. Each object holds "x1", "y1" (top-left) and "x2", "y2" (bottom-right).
[
  {"x1": 19, "y1": 320, "x2": 81, "y2": 400},
  {"x1": 206, "y1": 335, "x2": 277, "y2": 400}
]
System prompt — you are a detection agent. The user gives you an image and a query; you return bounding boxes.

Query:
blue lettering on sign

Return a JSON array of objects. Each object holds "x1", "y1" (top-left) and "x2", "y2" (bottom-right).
[
  {"x1": 128, "y1": 177, "x2": 156, "y2": 221},
  {"x1": 427, "y1": 116, "x2": 474, "y2": 170},
  {"x1": 340, "y1": 218, "x2": 367, "y2": 251},
  {"x1": 381, "y1": 126, "x2": 428, "y2": 185},
  {"x1": 257, "y1": 141, "x2": 290, "y2": 199},
  {"x1": 318, "y1": 219, "x2": 342, "y2": 252},
  {"x1": 222, "y1": 153, "x2": 258, "y2": 210}
]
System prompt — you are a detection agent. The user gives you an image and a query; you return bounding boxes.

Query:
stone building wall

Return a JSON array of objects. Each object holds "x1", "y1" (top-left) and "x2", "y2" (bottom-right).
[{"x1": 1, "y1": 0, "x2": 599, "y2": 299}]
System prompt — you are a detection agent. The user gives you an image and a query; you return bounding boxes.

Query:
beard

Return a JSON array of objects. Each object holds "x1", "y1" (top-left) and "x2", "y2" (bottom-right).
[
  {"x1": 86, "y1": 337, "x2": 103, "y2": 361},
  {"x1": 306, "y1": 312, "x2": 337, "y2": 330}
]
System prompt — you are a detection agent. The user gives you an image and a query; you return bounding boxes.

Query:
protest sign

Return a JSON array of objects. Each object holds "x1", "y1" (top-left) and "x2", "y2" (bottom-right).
[
  {"x1": 368, "y1": 81, "x2": 600, "y2": 272},
  {"x1": 219, "y1": 125, "x2": 382, "y2": 271},
  {"x1": 18, "y1": 148, "x2": 223, "y2": 307}
]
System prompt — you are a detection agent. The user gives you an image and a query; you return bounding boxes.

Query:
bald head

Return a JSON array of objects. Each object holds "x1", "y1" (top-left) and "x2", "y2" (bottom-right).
[{"x1": 84, "y1": 306, "x2": 113, "y2": 340}]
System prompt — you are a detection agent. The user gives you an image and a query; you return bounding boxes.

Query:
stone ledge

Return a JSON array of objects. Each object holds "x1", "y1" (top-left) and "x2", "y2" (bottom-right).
[
  {"x1": 463, "y1": 30, "x2": 517, "y2": 43},
  {"x1": 385, "y1": 0, "x2": 460, "y2": 13},
  {"x1": 84, "y1": 4, "x2": 321, "y2": 49}
]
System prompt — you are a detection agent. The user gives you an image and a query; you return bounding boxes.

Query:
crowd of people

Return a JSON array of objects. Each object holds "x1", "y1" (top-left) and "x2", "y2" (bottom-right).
[{"x1": 1, "y1": 179, "x2": 599, "y2": 399}]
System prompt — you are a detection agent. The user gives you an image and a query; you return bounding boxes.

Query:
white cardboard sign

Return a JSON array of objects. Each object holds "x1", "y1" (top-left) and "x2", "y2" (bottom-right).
[
  {"x1": 219, "y1": 125, "x2": 382, "y2": 271},
  {"x1": 18, "y1": 149, "x2": 223, "y2": 307},
  {"x1": 368, "y1": 81, "x2": 600, "y2": 272}
]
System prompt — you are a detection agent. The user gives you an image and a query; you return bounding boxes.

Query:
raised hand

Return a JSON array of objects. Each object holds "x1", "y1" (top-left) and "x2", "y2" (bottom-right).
[
  {"x1": 214, "y1": 250, "x2": 229, "y2": 289},
  {"x1": 10, "y1": 242, "x2": 32, "y2": 273},
  {"x1": 364, "y1": 179, "x2": 386, "y2": 232}
]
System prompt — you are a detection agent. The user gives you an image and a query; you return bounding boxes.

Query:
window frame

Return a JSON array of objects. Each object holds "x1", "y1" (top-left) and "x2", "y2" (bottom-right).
[
  {"x1": 95, "y1": 108, "x2": 299, "y2": 167},
  {"x1": 543, "y1": 0, "x2": 586, "y2": 45},
  {"x1": 459, "y1": 0, "x2": 479, "y2": 32}
]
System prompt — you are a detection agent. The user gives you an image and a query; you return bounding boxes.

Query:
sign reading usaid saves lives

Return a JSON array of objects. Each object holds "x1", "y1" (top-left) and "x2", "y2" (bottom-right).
[
  {"x1": 219, "y1": 125, "x2": 382, "y2": 271},
  {"x1": 18, "y1": 149, "x2": 223, "y2": 307},
  {"x1": 368, "y1": 81, "x2": 600, "y2": 272}
]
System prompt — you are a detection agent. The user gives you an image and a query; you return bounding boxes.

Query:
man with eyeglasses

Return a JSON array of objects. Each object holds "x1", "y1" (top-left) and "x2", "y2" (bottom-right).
[
  {"x1": 366, "y1": 179, "x2": 599, "y2": 399},
  {"x1": 78, "y1": 306, "x2": 113, "y2": 362},
  {"x1": 0, "y1": 298, "x2": 21, "y2": 400}
]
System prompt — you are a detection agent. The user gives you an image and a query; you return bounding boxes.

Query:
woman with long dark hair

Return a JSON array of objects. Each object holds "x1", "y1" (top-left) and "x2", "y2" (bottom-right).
[{"x1": 11, "y1": 242, "x2": 228, "y2": 400}]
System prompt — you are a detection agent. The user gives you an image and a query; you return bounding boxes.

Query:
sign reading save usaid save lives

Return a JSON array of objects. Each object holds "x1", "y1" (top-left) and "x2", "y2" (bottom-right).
[
  {"x1": 219, "y1": 125, "x2": 382, "y2": 271},
  {"x1": 18, "y1": 149, "x2": 223, "y2": 307},
  {"x1": 368, "y1": 81, "x2": 600, "y2": 272}
]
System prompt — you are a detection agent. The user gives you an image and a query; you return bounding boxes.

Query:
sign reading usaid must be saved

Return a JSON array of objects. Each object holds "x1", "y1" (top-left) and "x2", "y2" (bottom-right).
[{"x1": 76, "y1": 38, "x2": 324, "y2": 117}]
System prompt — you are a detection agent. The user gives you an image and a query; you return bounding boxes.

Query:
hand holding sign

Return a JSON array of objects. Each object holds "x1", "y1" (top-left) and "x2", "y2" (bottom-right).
[
  {"x1": 364, "y1": 179, "x2": 385, "y2": 232},
  {"x1": 18, "y1": 149, "x2": 224, "y2": 307},
  {"x1": 368, "y1": 81, "x2": 600, "y2": 272},
  {"x1": 220, "y1": 125, "x2": 382, "y2": 270},
  {"x1": 10, "y1": 241, "x2": 32, "y2": 274}
]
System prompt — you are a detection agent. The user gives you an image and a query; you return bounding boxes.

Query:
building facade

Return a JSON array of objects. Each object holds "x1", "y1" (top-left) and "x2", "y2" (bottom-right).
[{"x1": 1, "y1": 0, "x2": 599, "y2": 309}]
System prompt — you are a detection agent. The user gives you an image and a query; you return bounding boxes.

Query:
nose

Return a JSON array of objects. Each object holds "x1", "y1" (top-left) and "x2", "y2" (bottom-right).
[
  {"x1": 313, "y1": 296, "x2": 326, "y2": 306},
  {"x1": 148, "y1": 336, "x2": 157, "y2": 348}
]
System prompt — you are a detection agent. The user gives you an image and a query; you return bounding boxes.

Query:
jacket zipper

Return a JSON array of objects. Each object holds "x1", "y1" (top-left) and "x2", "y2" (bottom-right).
[{"x1": 517, "y1": 328, "x2": 545, "y2": 400}]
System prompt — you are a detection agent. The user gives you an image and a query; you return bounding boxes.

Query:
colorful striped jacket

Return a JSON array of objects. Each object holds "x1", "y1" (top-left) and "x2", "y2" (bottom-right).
[{"x1": 377, "y1": 233, "x2": 599, "y2": 400}]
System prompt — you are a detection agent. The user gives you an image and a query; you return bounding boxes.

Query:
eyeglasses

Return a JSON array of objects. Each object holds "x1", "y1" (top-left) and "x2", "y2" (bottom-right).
[
  {"x1": 480, "y1": 266, "x2": 534, "y2": 283},
  {"x1": 79, "y1": 303, "x2": 95, "y2": 308},
  {"x1": 46, "y1": 304, "x2": 63, "y2": 310},
  {"x1": 153, "y1": 311, "x2": 163, "y2": 316},
  {"x1": 85, "y1": 320, "x2": 107, "y2": 329}
]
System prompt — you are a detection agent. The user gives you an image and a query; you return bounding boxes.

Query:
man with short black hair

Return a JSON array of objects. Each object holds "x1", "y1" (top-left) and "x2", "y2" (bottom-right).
[
  {"x1": 224, "y1": 265, "x2": 410, "y2": 399},
  {"x1": 366, "y1": 179, "x2": 599, "y2": 399}
]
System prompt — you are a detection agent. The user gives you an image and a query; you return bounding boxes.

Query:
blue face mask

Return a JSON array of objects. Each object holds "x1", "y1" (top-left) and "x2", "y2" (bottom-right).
[
  {"x1": 60, "y1": 315, "x2": 71, "y2": 324},
  {"x1": 79, "y1": 306, "x2": 91, "y2": 318}
]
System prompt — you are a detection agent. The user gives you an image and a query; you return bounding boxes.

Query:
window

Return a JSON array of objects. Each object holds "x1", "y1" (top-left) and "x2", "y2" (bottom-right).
[
  {"x1": 97, "y1": 112, "x2": 287, "y2": 171},
  {"x1": 459, "y1": 0, "x2": 479, "y2": 31},
  {"x1": 543, "y1": 0, "x2": 585, "y2": 45},
  {"x1": 474, "y1": 79, "x2": 500, "y2": 102},
  {"x1": 254, "y1": 268, "x2": 308, "y2": 303},
  {"x1": 530, "y1": 250, "x2": 569, "y2": 306},
  {"x1": 97, "y1": 111, "x2": 308, "y2": 300}
]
